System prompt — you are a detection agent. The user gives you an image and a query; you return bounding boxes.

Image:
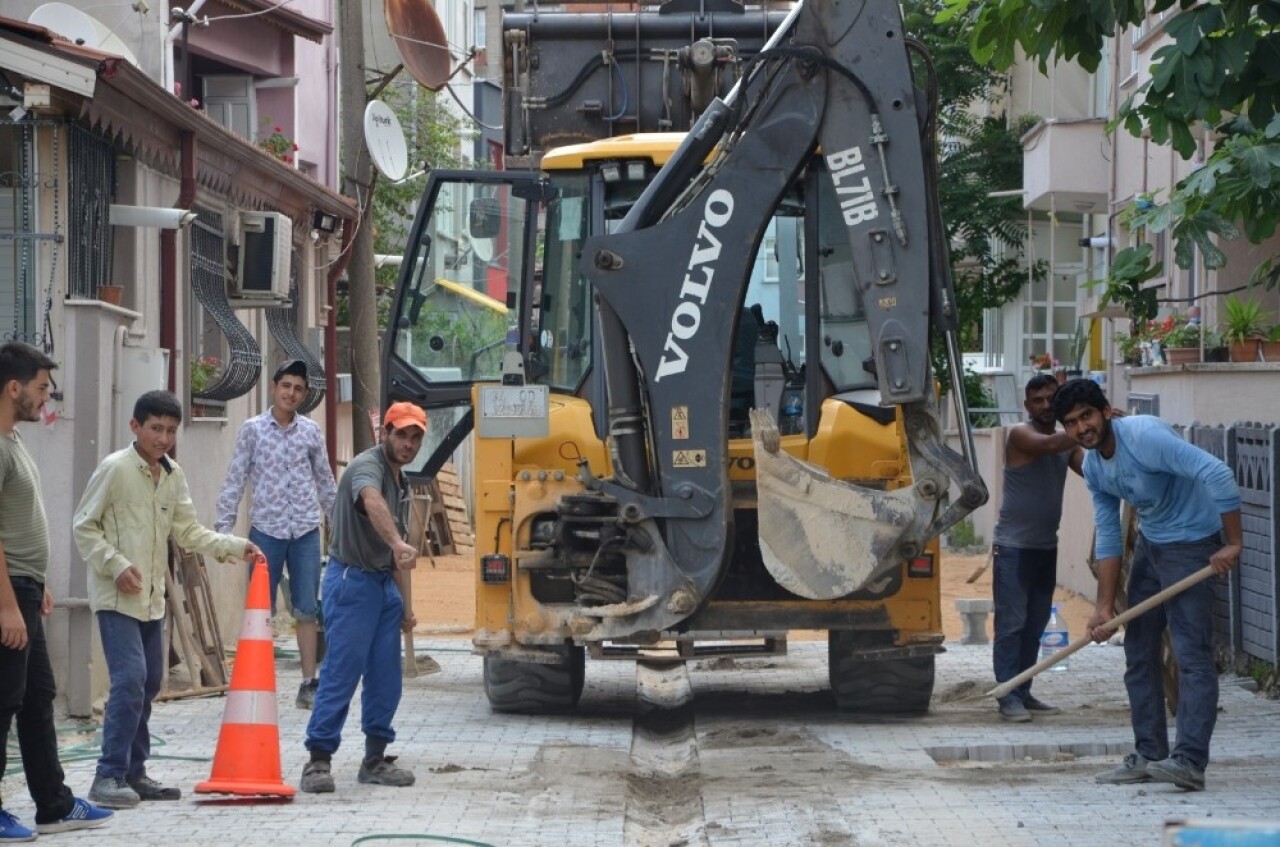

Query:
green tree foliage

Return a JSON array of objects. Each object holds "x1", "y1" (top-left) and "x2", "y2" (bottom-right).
[
  {"x1": 942, "y1": 0, "x2": 1280, "y2": 291},
  {"x1": 904, "y1": 0, "x2": 1044, "y2": 355}
]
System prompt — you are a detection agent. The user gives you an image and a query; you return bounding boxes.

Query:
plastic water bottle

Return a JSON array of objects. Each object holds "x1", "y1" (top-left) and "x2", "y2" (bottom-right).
[
  {"x1": 1039, "y1": 605, "x2": 1069, "y2": 671},
  {"x1": 779, "y1": 389, "x2": 803, "y2": 435}
]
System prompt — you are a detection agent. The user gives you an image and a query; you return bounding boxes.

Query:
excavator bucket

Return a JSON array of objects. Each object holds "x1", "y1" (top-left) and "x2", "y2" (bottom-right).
[{"x1": 750, "y1": 409, "x2": 920, "y2": 600}]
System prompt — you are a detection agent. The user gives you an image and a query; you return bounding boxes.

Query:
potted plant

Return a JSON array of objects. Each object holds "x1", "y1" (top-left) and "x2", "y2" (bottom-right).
[
  {"x1": 1159, "y1": 319, "x2": 1203, "y2": 366},
  {"x1": 1116, "y1": 332, "x2": 1143, "y2": 366},
  {"x1": 1263, "y1": 324, "x2": 1280, "y2": 363},
  {"x1": 190, "y1": 355, "x2": 222, "y2": 394},
  {"x1": 1219, "y1": 296, "x2": 1269, "y2": 362}
]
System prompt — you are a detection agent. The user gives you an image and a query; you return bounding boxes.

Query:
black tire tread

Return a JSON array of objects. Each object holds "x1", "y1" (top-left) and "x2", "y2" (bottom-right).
[{"x1": 483, "y1": 646, "x2": 585, "y2": 713}]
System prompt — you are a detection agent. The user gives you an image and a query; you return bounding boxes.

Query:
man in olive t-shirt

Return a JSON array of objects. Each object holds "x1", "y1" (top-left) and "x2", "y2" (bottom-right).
[
  {"x1": 300, "y1": 402, "x2": 427, "y2": 794},
  {"x1": 0, "y1": 342, "x2": 112, "y2": 837}
]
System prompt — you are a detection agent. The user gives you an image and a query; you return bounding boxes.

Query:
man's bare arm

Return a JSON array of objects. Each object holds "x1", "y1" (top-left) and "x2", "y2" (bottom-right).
[
  {"x1": 0, "y1": 540, "x2": 28, "y2": 650},
  {"x1": 359, "y1": 487, "x2": 418, "y2": 570}
]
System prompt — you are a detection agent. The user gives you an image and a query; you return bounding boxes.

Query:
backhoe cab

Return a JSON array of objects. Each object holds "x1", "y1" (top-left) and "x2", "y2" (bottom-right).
[{"x1": 382, "y1": 0, "x2": 987, "y2": 714}]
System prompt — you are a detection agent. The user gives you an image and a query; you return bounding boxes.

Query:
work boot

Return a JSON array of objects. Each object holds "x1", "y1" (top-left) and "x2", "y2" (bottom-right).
[
  {"x1": 357, "y1": 755, "x2": 415, "y2": 787},
  {"x1": 127, "y1": 773, "x2": 181, "y2": 801},
  {"x1": 296, "y1": 679, "x2": 319, "y2": 710},
  {"x1": 1021, "y1": 695, "x2": 1061, "y2": 715},
  {"x1": 1146, "y1": 756, "x2": 1205, "y2": 791},
  {"x1": 1095, "y1": 753, "x2": 1154, "y2": 784},
  {"x1": 300, "y1": 760, "x2": 335, "y2": 794},
  {"x1": 87, "y1": 775, "x2": 140, "y2": 809},
  {"x1": 997, "y1": 696, "x2": 1031, "y2": 723}
]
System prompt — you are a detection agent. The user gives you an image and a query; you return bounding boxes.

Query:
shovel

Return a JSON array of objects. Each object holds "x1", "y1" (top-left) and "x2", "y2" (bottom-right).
[{"x1": 987, "y1": 564, "x2": 1217, "y2": 700}]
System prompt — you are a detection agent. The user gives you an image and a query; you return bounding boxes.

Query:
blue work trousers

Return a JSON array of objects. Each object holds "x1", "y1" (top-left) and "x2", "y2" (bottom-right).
[
  {"x1": 95, "y1": 610, "x2": 165, "y2": 780},
  {"x1": 992, "y1": 544, "x2": 1057, "y2": 702},
  {"x1": 1125, "y1": 533, "x2": 1219, "y2": 770},
  {"x1": 304, "y1": 559, "x2": 403, "y2": 756}
]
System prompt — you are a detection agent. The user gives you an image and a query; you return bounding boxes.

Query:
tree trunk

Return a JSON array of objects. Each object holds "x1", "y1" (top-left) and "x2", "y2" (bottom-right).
[{"x1": 338, "y1": 0, "x2": 381, "y2": 454}]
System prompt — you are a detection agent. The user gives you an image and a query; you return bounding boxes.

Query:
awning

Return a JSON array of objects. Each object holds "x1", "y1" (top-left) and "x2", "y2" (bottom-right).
[{"x1": 207, "y1": 0, "x2": 333, "y2": 44}]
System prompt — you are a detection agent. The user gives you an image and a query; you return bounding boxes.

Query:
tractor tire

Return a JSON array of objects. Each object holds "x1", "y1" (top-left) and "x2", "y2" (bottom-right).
[
  {"x1": 828, "y1": 632, "x2": 935, "y2": 714},
  {"x1": 483, "y1": 645, "x2": 585, "y2": 713}
]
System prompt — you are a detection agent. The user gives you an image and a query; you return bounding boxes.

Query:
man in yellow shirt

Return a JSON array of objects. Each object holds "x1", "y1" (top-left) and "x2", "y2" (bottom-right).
[{"x1": 74, "y1": 390, "x2": 258, "y2": 809}]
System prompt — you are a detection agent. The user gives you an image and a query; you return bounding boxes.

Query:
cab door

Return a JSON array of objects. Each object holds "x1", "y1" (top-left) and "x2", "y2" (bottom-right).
[{"x1": 381, "y1": 170, "x2": 543, "y2": 476}]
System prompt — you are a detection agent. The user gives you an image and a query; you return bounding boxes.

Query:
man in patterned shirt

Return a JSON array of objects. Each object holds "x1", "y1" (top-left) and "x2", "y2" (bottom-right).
[{"x1": 216, "y1": 360, "x2": 337, "y2": 709}]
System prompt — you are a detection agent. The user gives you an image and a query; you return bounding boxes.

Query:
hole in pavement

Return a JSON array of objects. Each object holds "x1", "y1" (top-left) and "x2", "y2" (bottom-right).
[{"x1": 926, "y1": 741, "x2": 1132, "y2": 764}]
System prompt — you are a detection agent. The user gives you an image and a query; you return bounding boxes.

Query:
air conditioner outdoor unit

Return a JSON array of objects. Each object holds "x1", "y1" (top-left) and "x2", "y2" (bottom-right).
[{"x1": 233, "y1": 211, "x2": 292, "y2": 300}]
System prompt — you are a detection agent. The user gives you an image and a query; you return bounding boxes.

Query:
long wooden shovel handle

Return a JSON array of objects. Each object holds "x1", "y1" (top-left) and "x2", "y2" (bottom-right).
[
  {"x1": 986, "y1": 564, "x2": 1217, "y2": 700},
  {"x1": 403, "y1": 629, "x2": 419, "y2": 678}
]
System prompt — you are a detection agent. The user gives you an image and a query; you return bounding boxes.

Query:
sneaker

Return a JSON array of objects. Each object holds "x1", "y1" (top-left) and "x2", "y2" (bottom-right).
[
  {"x1": 998, "y1": 696, "x2": 1031, "y2": 723},
  {"x1": 88, "y1": 775, "x2": 140, "y2": 809},
  {"x1": 1095, "y1": 753, "x2": 1154, "y2": 785},
  {"x1": 35, "y1": 798, "x2": 113, "y2": 834},
  {"x1": 357, "y1": 755, "x2": 415, "y2": 787},
  {"x1": 1022, "y1": 695, "x2": 1061, "y2": 715},
  {"x1": 296, "y1": 679, "x2": 319, "y2": 710},
  {"x1": 127, "y1": 774, "x2": 181, "y2": 801},
  {"x1": 0, "y1": 810, "x2": 36, "y2": 843},
  {"x1": 300, "y1": 760, "x2": 335, "y2": 794},
  {"x1": 1147, "y1": 756, "x2": 1206, "y2": 791}
]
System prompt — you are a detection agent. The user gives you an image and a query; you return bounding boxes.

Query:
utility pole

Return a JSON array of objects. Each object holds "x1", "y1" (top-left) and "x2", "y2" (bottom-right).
[{"x1": 338, "y1": 0, "x2": 381, "y2": 454}]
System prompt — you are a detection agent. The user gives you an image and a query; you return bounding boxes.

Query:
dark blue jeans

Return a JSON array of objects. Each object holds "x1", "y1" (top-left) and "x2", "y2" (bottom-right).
[
  {"x1": 95, "y1": 610, "x2": 165, "y2": 780},
  {"x1": 0, "y1": 577, "x2": 74, "y2": 823},
  {"x1": 992, "y1": 545, "x2": 1057, "y2": 702},
  {"x1": 304, "y1": 560, "x2": 403, "y2": 756},
  {"x1": 249, "y1": 527, "x2": 321, "y2": 621},
  {"x1": 1125, "y1": 533, "x2": 1219, "y2": 770}
]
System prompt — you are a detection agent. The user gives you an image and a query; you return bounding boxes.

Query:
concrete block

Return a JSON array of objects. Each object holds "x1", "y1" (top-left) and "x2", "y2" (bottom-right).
[{"x1": 955, "y1": 598, "x2": 994, "y2": 645}]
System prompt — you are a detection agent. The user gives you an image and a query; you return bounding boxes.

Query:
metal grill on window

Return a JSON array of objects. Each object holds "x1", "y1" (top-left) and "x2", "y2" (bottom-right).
[
  {"x1": 190, "y1": 210, "x2": 261, "y2": 400},
  {"x1": 265, "y1": 250, "x2": 326, "y2": 413},
  {"x1": 67, "y1": 123, "x2": 114, "y2": 300},
  {"x1": 1, "y1": 120, "x2": 57, "y2": 345}
]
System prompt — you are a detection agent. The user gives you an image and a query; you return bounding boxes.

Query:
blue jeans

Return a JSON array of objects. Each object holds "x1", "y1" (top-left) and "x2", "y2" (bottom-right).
[
  {"x1": 95, "y1": 610, "x2": 164, "y2": 780},
  {"x1": 304, "y1": 560, "x2": 403, "y2": 756},
  {"x1": 0, "y1": 577, "x2": 74, "y2": 823},
  {"x1": 992, "y1": 545, "x2": 1057, "y2": 702},
  {"x1": 1126, "y1": 533, "x2": 1219, "y2": 770},
  {"x1": 249, "y1": 527, "x2": 321, "y2": 621}
]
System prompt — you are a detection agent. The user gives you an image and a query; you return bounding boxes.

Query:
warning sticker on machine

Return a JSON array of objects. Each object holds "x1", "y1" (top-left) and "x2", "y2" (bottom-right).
[
  {"x1": 672, "y1": 449, "x2": 706, "y2": 468},
  {"x1": 672, "y1": 406, "x2": 689, "y2": 440}
]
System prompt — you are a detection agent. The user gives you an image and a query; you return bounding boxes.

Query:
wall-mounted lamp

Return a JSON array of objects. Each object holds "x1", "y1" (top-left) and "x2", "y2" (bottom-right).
[
  {"x1": 110, "y1": 204, "x2": 197, "y2": 229},
  {"x1": 312, "y1": 210, "x2": 339, "y2": 234}
]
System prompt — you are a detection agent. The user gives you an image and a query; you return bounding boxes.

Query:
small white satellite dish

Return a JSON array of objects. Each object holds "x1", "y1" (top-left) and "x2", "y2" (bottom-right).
[
  {"x1": 471, "y1": 232, "x2": 495, "y2": 264},
  {"x1": 29, "y1": 3, "x2": 141, "y2": 67},
  {"x1": 363, "y1": 100, "x2": 408, "y2": 181}
]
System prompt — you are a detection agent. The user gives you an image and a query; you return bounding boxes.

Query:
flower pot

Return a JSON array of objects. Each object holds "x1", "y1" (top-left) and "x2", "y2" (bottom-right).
[
  {"x1": 1229, "y1": 339, "x2": 1261, "y2": 363},
  {"x1": 98, "y1": 284, "x2": 124, "y2": 306},
  {"x1": 1261, "y1": 341, "x2": 1280, "y2": 362},
  {"x1": 1163, "y1": 346, "x2": 1200, "y2": 366}
]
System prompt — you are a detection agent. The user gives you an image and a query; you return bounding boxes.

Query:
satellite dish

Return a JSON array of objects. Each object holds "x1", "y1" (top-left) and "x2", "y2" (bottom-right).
[
  {"x1": 471, "y1": 232, "x2": 495, "y2": 264},
  {"x1": 29, "y1": 3, "x2": 141, "y2": 67},
  {"x1": 364, "y1": 100, "x2": 409, "y2": 181},
  {"x1": 384, "y1": 0, "x2": 451, "y2": 91}
]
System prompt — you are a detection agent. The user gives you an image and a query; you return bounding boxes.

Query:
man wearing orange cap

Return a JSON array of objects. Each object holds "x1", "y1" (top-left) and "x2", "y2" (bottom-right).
[{"x1": 300, "y1": 402, "x2": 426, "y2": 794}]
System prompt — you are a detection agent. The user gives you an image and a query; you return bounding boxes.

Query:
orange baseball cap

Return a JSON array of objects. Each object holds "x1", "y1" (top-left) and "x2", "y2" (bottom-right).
[{"x1": 384, "y1": 401, "x2": 427, "y2": 432}]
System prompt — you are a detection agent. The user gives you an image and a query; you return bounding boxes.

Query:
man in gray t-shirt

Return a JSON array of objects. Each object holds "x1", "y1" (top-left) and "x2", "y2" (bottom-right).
[
  {"x1": 991, "y1": 374, "x2": 1084, "y2": 724},
  {"x1": 301, "y1": 402, "x2": 427, "y2": 794}
]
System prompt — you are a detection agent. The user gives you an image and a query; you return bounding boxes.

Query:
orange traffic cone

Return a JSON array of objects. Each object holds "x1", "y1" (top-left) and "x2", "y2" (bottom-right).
[{"x1": 195, "y1": 554, "x2": 296, "y2": 798}]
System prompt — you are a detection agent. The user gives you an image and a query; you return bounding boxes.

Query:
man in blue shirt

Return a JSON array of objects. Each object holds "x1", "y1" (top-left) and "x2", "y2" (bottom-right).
[{"x1": 1052, "y1": 379, "x2": 1241, "y2": 792}]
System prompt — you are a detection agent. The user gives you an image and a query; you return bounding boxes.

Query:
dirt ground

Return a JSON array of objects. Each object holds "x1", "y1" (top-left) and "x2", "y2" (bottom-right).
[{"x1": 408, "y1": 548, "x2": 1097, "y2": 644}]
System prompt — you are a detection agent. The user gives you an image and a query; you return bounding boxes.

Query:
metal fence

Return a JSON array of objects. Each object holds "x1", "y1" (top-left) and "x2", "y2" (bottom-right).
[{"x1": 1187, "y1": 422, "x2": 1278, "y2": 665}]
